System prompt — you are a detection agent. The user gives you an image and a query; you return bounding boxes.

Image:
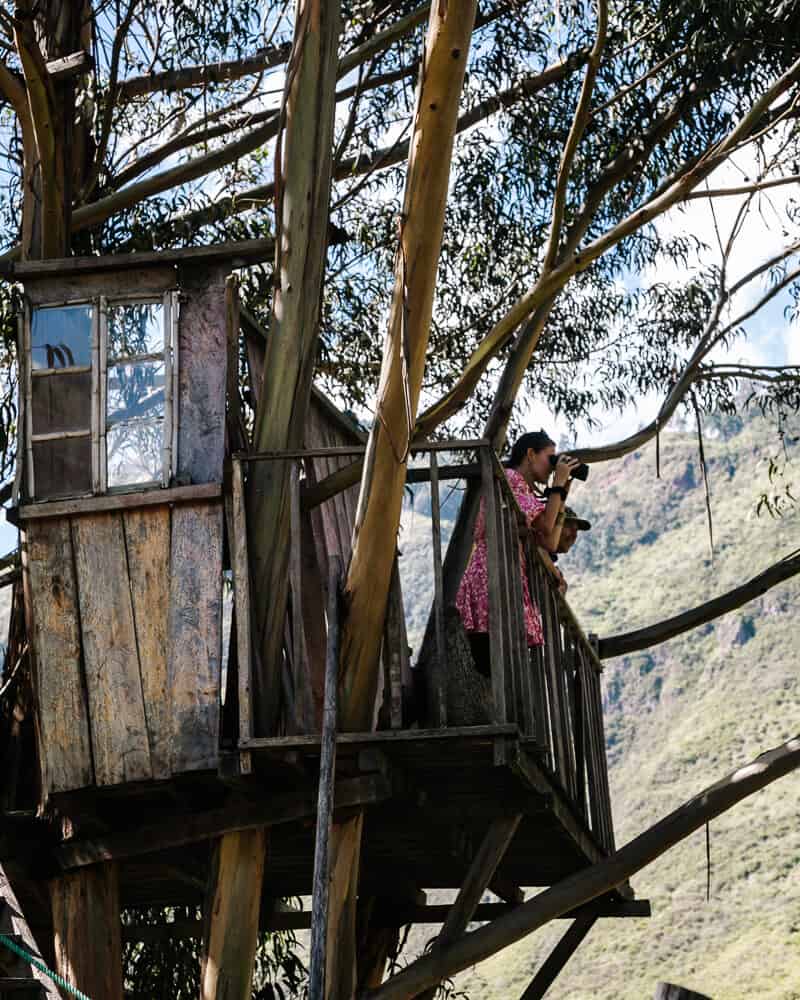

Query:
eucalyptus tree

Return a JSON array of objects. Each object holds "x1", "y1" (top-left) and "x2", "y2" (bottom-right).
[{"x1": 1, "y1": 1, "x2": 800, "y2": 998}]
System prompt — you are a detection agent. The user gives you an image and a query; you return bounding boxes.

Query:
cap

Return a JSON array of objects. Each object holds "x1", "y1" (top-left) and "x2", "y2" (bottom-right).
[{"x1": 563, "y1": 506, "x2": 591, "y2": 531}]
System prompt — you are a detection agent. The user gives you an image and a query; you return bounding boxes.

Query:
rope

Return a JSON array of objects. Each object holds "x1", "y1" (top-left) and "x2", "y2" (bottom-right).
[{"x1": 0, "y1": 932, "x2": 93, "y2": 1000}]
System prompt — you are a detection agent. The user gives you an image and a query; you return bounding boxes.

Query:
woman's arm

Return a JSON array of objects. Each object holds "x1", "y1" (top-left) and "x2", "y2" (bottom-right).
[{"x1": 533, "y1": 456, "x2": 578, "y2": 551}]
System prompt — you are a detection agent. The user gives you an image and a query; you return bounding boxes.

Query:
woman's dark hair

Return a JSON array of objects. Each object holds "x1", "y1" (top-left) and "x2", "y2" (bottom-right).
[{"x1": 508, "y1": 429, "x2": 556, "y2": 468}]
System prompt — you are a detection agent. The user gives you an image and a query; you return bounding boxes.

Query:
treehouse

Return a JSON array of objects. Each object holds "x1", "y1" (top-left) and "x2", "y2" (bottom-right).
[{"x1": 0, "y1": 247, "x2": 647, "y2": 999}]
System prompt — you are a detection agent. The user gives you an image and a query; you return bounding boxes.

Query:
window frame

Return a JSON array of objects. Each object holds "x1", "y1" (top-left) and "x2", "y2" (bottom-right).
[{"x1": 24, "y1": 291, "x2": 180, "y2": 501}]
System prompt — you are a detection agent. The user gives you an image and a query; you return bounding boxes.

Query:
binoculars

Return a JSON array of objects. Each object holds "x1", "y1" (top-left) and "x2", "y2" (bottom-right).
[{"x1": 549, "y1": 453, "x2": 590, "y2": 481}]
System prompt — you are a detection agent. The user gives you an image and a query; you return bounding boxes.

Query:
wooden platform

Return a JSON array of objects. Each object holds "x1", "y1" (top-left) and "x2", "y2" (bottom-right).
[{"x1": 1, "y1": 725, "x2": 643, "y2": 930}]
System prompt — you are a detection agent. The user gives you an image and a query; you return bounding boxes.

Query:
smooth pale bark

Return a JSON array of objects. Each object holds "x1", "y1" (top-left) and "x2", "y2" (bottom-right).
[
  {"x1": 365, "y1": 734, "x2": 800, "y2": 999},
  {"x1": 339, "y1": 0, "x2": 478, "y2": 731},
  {"x1": 324, "y1": 6, "x2": 477, "y2": 997},
  {"x1": 200, "y1": 829, "x2": 268, "y2": 1000},
  {"x1": 247, "y1": 0, "x2": 341, "y2": 735},
  {"x1": 50, "y1": 866, "x2": 123, "y2": 1000}
]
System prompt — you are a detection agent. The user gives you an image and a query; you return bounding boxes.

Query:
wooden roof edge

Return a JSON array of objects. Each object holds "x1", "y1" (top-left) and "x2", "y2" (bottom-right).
[{"x1": 1, "y1": 238, "x2": 275, "y2": 279}]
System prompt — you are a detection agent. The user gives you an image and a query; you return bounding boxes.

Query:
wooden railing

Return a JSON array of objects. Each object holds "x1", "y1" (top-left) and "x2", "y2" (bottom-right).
[{"x1": 228, "y1": 441, "x2": 614, "y2": 852}]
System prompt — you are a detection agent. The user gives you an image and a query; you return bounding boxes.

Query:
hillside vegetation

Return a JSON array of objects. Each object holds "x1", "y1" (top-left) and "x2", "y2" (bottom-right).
[{"x1": 399, "y1": 413, "x2": 799, "y2": 1000}]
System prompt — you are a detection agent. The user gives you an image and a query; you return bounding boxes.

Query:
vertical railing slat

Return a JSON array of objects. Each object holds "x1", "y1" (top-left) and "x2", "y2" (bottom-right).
[
  {"x1": 308, "y1": 557, "x2": 342, "y2": 1000},
  {"x1": 232, "y1": 458, "x2": 253, "y2": 746},
  {"x1": 480, "y1": 447, "x2": 507, "y2": 727},
  {"x1": 290, "y1": 461, "x2": 314, "y2": 732},
  {"x1": 429, "y1": 451, "x2": 448, "y2": 728}
]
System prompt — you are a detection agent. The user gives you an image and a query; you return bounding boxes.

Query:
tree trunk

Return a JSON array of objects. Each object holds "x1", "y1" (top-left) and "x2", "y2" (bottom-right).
[
  {"x1": 324, "y1": 3, "x2": 477, "y2": 996},
  {"x1": 248, "y1": 0, "x2": 341, "y2": 736},
  {"x1": 200, "y1": 829, "x2": 268, "y2": 1000},
  {"x1": 50, "y1": 865, "x2": 123, "y2": 1000}
]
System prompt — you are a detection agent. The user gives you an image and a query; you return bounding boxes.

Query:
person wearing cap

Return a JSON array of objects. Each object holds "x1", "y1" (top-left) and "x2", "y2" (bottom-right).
[
  {"x1": 548, "y1": 506, "x2": 591, "y2": 594},
  {"x1": 456, "y1": 429, "x2": 581, "y2": 675}
]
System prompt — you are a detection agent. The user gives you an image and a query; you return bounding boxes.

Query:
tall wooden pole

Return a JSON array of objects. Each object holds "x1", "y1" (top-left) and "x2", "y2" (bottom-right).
[
  {"x1": 324, "y1": 5, "x2": 478, "y2": 998},
  {"x1": 200, "y1": 829, "x2": 268, "y2": 1000},
  {"x1": 50, "y1": 865, "x2": 123, "y2": 1000}
]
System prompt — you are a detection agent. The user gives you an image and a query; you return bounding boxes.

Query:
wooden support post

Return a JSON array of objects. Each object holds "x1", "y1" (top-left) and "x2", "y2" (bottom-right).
[
  {"x1": 518, "y1": 914, "x2": 596, "y2": 1000},
  {"x1": 309, "y1": 557, "x2": 342, "y2": 1000},
  {"x1": 480, "y1": 448, "x2": 507, "y2": 757},
  {"x1": 200, "y1": 829, "x2": 267, "y2": 1000},
  {"x1": 654, "y1": 984, "x2": 711, "y2": 1000},
  {"x1": 429, "y1": 451, "x2": 447, "y2": 728},
  {"x1": 414, "y1": 815, "x2": 522, "y2": 1000},
  {"x1": 50, "y1": 865, "x2": 123, "y2": 1000}
]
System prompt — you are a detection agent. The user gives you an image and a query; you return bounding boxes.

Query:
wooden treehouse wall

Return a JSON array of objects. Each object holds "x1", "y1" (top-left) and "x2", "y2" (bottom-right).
[{"x1": 20, "y1": 264, "x2": 227, "y2": 799}]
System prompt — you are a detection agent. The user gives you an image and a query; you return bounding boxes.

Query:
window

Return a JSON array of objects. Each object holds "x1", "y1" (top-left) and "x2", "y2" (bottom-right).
[{"x1": 25, "y1": 293, "x2": 178, "y2": 500}]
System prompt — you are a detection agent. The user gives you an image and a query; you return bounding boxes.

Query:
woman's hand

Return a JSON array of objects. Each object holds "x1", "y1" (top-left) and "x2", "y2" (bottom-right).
[{"x1": 552, "y1": 454, "x2": 580, "y2": 487}]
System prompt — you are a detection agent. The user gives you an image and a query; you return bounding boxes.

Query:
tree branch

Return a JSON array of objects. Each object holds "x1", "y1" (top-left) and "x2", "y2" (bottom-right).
[
  {"x1": 414, "y1": 53, "x2": 800, "y2": 437},
  {"x1": 116, "y1": 43, "x2": 293, "y2": 101},
  {"x1": 364, "y1": 733, "x2": 800, "y2": 1000},
  {"x1": 138, "y1": 48, "x2": 590, "y2": 244},
  {"x1": 598, "y1": 549, "x2": 800, "y2": 658},
  {"x1": 543, "y1": 0, "x2": 608, "y2": 271},
  {"x1": 685, "y1": 173, "x2": 800, "y2": 200}
]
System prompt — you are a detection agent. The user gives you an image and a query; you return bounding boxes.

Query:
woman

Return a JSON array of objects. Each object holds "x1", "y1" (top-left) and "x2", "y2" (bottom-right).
[{"x1": 456, "y1": 430, "x2": 578, "y2": 675}]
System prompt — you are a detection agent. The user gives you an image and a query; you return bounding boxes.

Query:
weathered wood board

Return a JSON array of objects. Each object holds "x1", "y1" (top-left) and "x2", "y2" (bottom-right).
[
  {"x1": 124, "y1": 507, "x2": 171, "y2": 779},
  {"x1": 176, "y1": 265, "x2": 228, "y2": 485},
  {"x1": 23, "y1": 520, "x2": 93, "y2": 794},
  {"x1": 71, "y1": 513, "x2": 152, "y2": 786},
  {"x1": 168, "y1": 501, "x2": 223, "y2": 772}
]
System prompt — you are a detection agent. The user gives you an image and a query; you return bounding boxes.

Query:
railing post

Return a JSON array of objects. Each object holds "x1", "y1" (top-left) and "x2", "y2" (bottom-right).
[
  {"x1": 231, "y1": 457, "x2": 253, "y2": 750},
  {"x1": 480, "y1": 447, "x2": 507, "y2": 730},
  {"x1": 308, "y1": 556, "x2": 342, "y2": 1000},
  {"x1": 290, "y1": 460, "x2": 314, "y2": 732},
  {"x1": 429, "y1": 452, "x2": 448, "y2": 728}
]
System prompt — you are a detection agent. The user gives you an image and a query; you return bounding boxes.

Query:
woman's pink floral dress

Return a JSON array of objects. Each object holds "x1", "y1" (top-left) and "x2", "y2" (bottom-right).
[{"x1": 456, "y1": 468, "x2": 545, "y2": 646}]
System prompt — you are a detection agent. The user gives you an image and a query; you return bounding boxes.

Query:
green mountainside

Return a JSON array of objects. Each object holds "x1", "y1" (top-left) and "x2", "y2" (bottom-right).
[{"x1": 398, "y1": 413, "x2": 800, "y2": 1000}]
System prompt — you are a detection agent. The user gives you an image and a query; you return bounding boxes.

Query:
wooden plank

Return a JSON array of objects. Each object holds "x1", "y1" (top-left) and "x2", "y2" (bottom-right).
[
  {"x1": 200, "y1": 829, "x2": 266, "y2": 1000},
  {"x1": 290, "y1": 463, "x2": 313, "y2": 732},
  {"x1": 519, "y1": 914, "x2": 596, "y2": 1000},
  {"x1": 72, "y1": 513, "x2": 153, "y2": 785},
  {"x1": 168, "y1": 501, "x2": 223, "y2": 773},
  {"x1": 503, "y1": 498, "x2": 530, "y2": 731},
  {"x1": 123, "y1": 507, "x2": 172, "y2": 780},
  {"x1": 176, "y1": 265, "x2": 227, "y2": 485},
  {"x1": 385, "y1": 560, "x2": 407, "y2": 729},
  {"x1": 23, "y1": 521, "x2": 93, "y2": 794},
  {"x1": 17, "y1": 482, "x2": 222, "y2": 521},
  {"x1": 46, "y1": 50, "x2": 91, "y2": 81},
  {"x1": 309, "y1": 558, "x2": 342, "y2": 1000},
  {"x1": 21, "y1": 267, "x2": 176, "y2": 306},
  {"x1": 50, "y1": 866, "x2": 123, "y2": 1000},
  {"x1": 10, "y1": 240, "x2": 275, "y2": 279},
  {"x1": 429, "y1": 453, "x2": 447, "y2": 728},
  {"x1": 56, "y1": 774, "x2": 390, "y2": 870},
  {"x1": 240, "y1": 723, "x2": 519, "y2": 750},
  {"x1": 480, "y1": 449, "x2": 507, "y2": 732},
  {"x1": 231, "y1": 460, "x2": 253, "y2": 745}
]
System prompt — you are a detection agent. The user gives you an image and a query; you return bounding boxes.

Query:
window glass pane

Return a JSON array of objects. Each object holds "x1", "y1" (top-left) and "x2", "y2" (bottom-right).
[
  {"x1": 107, "y1": 360, "x2": 165, "y2": 425},
  {"x1": 107, "y1": 302, "x2": 164, "y2": 359},
  {"x1": 31, "y1": 371, "x2": 92, "y2": 435},
  {"x1": 107, "y1": 420, "x2": 163, "y2": 487},
  {"x1": 31, "y1": 305, "x2": 92, "y2": 370},
  {"x1": 32, "y1": 437, "x2": 92, "y2": 498}
]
